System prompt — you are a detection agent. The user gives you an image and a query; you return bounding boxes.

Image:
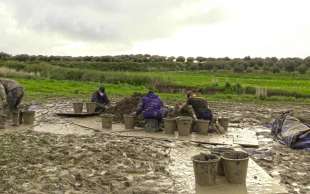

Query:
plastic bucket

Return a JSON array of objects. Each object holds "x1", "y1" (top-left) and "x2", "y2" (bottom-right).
[
  {"x1": 211, "y1": 147, "x2": 234, "y2": 176},
  {"x1": 177, "y1": 116, "x2": 192, "y2": 136},
  {"x1": 196, "y1": 120, "x2": 209, "y2": 135},
  {"x1": 163, "y1": 118, "x2": 177, "y2": 134},
  {"x1": 102, "y1": 114, "x2": 113, "y2": 129},
  {"x1": 73, "y1": 102, "x2": 83, "y2": 113},
  {"x1": 22, "y1": 111, "x2": 35, "y2": 125},
  {"x1": 123, "y1": 114, "x2": 135, "y2": 129},
  {"x1": 86, "y1": 102, "x2": 97, "y2": 113},
  {"x1": 223, "y1": 151, "x2": 249, "y2": 184},
  {"x1": 192, "y1": 154, "x2": 220, "y2": 186},
  {"x1": 218, "y1": 117, "x2": 229, "y2": 131}
]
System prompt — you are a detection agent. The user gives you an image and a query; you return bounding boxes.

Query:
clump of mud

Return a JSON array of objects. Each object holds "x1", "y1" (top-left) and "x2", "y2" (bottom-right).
[
  {"x1": 0, "y1": 130, "x2": 174, "y2": 194},
  {"x1": 107, "y1": 93, "x2": 144, "y2": 122}
]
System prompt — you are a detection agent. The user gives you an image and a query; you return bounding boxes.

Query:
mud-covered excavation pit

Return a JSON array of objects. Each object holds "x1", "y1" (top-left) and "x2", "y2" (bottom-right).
[{"x1": 0, "y1": 100, "x2": 309, "y2": 194}]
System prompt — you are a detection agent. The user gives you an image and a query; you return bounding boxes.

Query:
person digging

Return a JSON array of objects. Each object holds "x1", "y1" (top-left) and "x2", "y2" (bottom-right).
[
  {"x1": 91, "y1": 86, "x2": 110, "y2": 113},
  {"x1": 0, "y1": 79, "x2": 24, "y2": 126}
]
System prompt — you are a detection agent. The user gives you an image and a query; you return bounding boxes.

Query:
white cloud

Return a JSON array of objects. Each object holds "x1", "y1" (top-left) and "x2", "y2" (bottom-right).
[{"x1": 0, "y1": 0, "x2": 310, "y2": 57}]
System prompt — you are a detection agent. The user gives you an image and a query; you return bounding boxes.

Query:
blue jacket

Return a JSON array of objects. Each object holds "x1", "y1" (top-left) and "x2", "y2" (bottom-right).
[{"x1": 136, "y1": 92, "x2": 164, "y2": 119}]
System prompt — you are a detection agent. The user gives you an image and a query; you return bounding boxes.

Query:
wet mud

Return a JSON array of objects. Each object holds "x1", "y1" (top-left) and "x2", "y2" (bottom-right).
[{"x1": 0, "y1": 99, "x2": 309, "y2": 193}]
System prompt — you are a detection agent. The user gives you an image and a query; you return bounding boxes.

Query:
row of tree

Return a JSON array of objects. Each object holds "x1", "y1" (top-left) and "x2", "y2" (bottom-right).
[{"x1": 0, "y1": 52, "x2": 309, "y2": 73}]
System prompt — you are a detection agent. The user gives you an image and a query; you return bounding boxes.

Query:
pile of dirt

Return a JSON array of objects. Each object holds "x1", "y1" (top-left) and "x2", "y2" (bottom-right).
[
  {"x1": 0, "y1": 130, "x2": 174, "y2": 194},
  {"x1": 107, "y1": 93, "x2": 145, "y2": 122}
]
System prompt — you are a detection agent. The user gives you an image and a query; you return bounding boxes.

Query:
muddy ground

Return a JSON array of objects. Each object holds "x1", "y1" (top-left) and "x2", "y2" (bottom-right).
[
  {"x1": 0, "y1": 98, "x2": 309, "y2": 194},
  {"x1": 210, "y1": 102, "x2": 310, "y2": 194}
]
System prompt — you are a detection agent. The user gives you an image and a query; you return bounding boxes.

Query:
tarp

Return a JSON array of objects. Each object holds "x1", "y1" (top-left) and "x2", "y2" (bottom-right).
[{"x1": 271, "y1": 112, "x2": 310, "y2": 149}]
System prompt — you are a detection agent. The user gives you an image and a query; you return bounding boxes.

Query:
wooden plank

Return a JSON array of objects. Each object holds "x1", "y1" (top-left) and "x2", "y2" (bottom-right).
[
  {"x1": 118, "y1": 130, "x2": 234, "y2": 145},
  {"x1": 230, "y1": 128, "x2": 259, "y2": 147}
]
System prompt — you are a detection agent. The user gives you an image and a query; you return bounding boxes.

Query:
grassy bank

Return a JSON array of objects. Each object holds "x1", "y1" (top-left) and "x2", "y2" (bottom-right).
[{"x1": 18, "y1": 79, "x2": 310, "y2": 104}]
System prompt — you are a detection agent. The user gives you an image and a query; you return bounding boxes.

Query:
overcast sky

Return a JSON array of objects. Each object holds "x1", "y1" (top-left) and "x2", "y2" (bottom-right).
[{"x1": 0, "y1": 0, "x2": 309, "y2": 57}]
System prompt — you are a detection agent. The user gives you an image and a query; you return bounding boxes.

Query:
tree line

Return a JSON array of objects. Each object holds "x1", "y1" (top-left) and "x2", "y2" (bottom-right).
[{"x1": 0, "y1": 52, "x2": 309, "y2": 74}]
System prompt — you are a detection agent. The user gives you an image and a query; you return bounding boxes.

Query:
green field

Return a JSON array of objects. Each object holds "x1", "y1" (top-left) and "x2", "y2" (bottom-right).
[
  {"x1": 112, "y1": 71, "x2": 310, "y2": 95},
  {"x1": 17, "y1": 78, "x2": 310, "y2": 104}
]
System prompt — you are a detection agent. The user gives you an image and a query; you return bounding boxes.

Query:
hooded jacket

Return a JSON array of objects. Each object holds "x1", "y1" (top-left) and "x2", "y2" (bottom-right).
[{"x1": 136, "y1": 92, "x2": 164, "y2": 119}]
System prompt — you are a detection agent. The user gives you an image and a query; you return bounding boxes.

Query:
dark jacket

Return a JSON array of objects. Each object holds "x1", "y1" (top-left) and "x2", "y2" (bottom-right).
[
  {"x1": 187, "y1": 97, "x2": 212, "y2": 120},
  {"x1": 91, "y1": 91, "x2": 110, "y2": 105},
  {"x1": 136, "y1": 92, "x2": 165, "y2": 119}
]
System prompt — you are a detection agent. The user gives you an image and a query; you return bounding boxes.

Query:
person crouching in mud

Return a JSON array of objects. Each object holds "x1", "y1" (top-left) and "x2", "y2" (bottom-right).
[
  {"x1": 134, "y1": 91, "x2": 167, "y2": 125},
  {"x1": 91, "y1": 86, "x2": 110, "y2": 113},
  {"x1": 179, "y1": 91, "x2": 213, "y2": 127},
  {"x1": 0, "y1": 79, "x2": 24, "y2": 126}
]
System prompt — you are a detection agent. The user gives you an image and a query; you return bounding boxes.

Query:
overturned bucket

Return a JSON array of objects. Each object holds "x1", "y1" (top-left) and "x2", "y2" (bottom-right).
[
  {"x1": 196, "y1": 119, "x2": 210, "y2": 135},
  {"x1": 223, "y1": 151, "x2": 249, "y2": 184},
  {"x1": 192, "y1": 153, "x2": 220, "y2": 186},
  {"x1": 86, "y1": 102, "x2": 96, "y2": 113},
  {"x1": 73, "y1": 102, "x2": 83, "y2": 113},
  {"x1": 102, "y1": 114, "x2": 113, "y2": 129},
  {"x1": 123, "y1": 114, "x2": 135, "y2": 130},
  {"x1": 177, "y1": 116, "x2": 192, "y2": 136},
  {"x1": 22, "y1": 111, "x2": 35, "y2": 125},
  {"x1": 163, "y1": 118, "x2": 177, "y2": 134}
]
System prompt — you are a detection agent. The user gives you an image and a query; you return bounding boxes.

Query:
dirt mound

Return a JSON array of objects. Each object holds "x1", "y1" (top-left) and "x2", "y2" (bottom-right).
[{"x1": 107, "y1": 93, "x2": 145, "y2": 122}]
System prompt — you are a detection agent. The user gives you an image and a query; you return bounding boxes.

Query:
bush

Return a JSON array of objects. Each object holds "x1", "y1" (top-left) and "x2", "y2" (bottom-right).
[
  {"x1": 233, "y1": 63, "x2": 245, "y2": 73},
  {"x1": 297, "y1": 64, "x2": 308, "y2": 74},
  {"x1": 272, "y1": 65, "x2": 280, "y2": 73}
]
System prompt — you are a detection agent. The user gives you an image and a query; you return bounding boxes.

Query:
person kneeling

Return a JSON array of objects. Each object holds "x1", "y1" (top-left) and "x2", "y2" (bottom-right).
[
  {"x1": 91, "y1": 86, "x2": 110, "y2": 113},
  {"x1": 134, "y1": 91, "x2": 167, "y2": 131}
]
